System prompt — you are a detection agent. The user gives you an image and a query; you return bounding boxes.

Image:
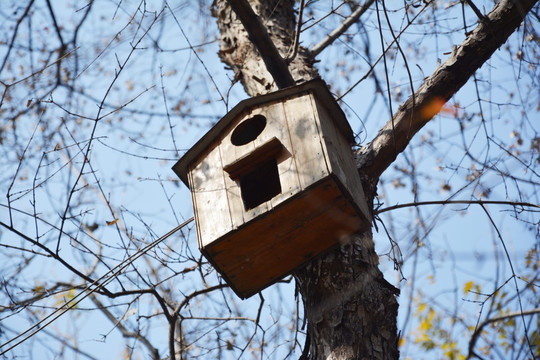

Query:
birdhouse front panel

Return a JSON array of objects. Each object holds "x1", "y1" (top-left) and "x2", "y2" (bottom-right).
[
  {"x1": 220, "y1": 100, "x2": 303, "y2": 226},
  {"x1": 174, "y1": 80, "x2": 371, "y2": 298}
]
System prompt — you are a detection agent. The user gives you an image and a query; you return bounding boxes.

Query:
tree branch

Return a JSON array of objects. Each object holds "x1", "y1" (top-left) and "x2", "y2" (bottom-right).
[
  {"x1": 467, "y1": 307, "x2": 540, "y2": 359},
  {"x1": 226, "y1": 0, "x2": 295, "y2": 88},
  {"x1": 90, "y1": 294, "x2": 160, "y2": 360},
  {"x1": 357, "y1": 0, "x2": 538, "y2": 182},
  {"x1": 168, "y1": 284, "x2": 228, "y2": 360},
  {"x1": 309, "y1": 0, "x2": 374, "y2": 57},
  {"x1": 463, "y1": 0, "x2": 487, "y2": 21},
  {"x1": 376, "y1": 200, "x2": 540, "y2": 214},
  {"x1": 286, "y1": 0, "x2": 305, "y2": 62}
]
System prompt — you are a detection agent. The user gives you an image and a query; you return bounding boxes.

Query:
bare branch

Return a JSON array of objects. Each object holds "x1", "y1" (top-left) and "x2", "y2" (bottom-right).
[
  {"x1": 377, "y1": 200, "x2": 540, "y2": 214},
  {"x1": 463, "y1": 0, "x2": 487, "y2": 21},
  {"x1": 168, "y1": 284, "x2": 228, "y2": 360},
  {"x1": 286, "y1": 0, "x2": 305, "y2": 62},
  {"x1": 0, "y1": 217, "x2": 193, "y2": 356},
  {"x1": 310, "y1": 0, "x2": 374, "y2": 57},
  {"x1": 479, "y1": 204, "x2": 535, "y2": 358},
  {"x1": 357, "y1": 0, "x2": 539, "y2": 182},
  {"x1": 467, "y1": 307, "x2": 540, "y2": 359},
  {"x1": 90, "y1": 294, "x2": 160, "y2": 360},
  {"x1": 0, "y1": 0, "x2": 35, "y2": 73}
]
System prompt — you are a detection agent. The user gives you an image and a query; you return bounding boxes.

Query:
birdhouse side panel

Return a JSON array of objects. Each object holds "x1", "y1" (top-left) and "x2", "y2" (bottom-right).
[
  {"x1": 312, "y1": 99, "x2": 372, "y2": 223},
  {"x1": 189, "y1": 145, "x2": 233, "y2": 248},
  {"x1": 282, "y1": 93, "x2": 330, "y2": 190}
]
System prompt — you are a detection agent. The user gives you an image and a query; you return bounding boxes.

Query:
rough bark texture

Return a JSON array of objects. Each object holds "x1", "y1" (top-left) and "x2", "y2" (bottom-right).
[
  {"x1": 295, "y1": 230, "x2": 400, "y2": 360},
  {"x1": 212, "y1": 0, "x2": 318, "y2": 96}
]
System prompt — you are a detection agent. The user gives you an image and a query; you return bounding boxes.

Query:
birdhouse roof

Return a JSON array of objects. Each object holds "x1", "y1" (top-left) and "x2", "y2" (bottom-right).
[{"x1": 172, "y1": 78, "x2": 355, "y2": 187}]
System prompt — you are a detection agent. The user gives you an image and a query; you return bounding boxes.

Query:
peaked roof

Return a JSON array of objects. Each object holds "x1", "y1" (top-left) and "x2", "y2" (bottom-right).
[{"x1": 172, "y1": 78, "x2": 354, "y2": 187}]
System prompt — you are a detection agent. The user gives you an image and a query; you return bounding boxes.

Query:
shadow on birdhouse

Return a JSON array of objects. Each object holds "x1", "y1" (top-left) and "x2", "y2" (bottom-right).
[{"x1": 173, "y1": 79, "x2": 371, "y2": 298}]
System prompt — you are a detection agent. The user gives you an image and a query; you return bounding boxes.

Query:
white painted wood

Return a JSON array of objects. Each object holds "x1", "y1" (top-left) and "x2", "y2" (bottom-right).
[
  {"x1": 258, "y1": 101, "x2": 300, "y2": 209},
  {"x1": 190, "y1": 144, "x2": 232, "y2": 247}
]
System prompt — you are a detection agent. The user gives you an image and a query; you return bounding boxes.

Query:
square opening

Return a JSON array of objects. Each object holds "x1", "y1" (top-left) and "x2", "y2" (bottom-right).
[{"x1": 239, "y1": 158, "x2": 281, "y2": 210}]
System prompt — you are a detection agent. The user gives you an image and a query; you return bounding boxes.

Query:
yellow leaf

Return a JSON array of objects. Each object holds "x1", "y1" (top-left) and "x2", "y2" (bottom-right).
[
  {"x1": 423, "y1": 308, "x2": 436, "y2": 326},
  {"x1": 54, "y1": 288, "x2": 78, "y2": 309},
  {"x1": 106, "y1": 219, "x2": 119, "y2": 226},
  {"x1": 464, "y1": 280, "x2": 474, "y2": 294}
]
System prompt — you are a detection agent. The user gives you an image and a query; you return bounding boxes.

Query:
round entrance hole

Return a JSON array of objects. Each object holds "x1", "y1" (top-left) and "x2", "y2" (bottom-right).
[{"x1": 231, "y1": 115, "x2": 267, "y2": 146}]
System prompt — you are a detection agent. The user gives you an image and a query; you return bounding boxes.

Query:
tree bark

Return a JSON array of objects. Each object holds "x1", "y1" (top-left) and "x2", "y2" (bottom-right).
[
  {"x1": 212, "y1": 0, "x2": 318, "y2": 96},
  {"x1": 295, "y1": 230, "x2": 400, "y2": 360}
]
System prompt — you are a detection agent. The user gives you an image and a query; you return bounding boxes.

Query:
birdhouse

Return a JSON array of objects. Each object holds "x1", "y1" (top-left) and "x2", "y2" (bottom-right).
[{"x1": 173, "y1": 79, "x2": 371, "y2": 298}]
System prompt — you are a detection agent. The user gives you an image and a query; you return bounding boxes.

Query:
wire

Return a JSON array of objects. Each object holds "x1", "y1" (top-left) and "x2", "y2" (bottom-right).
[{"x1": 0, "y1": 217, "x2": 194, "y2": 355}]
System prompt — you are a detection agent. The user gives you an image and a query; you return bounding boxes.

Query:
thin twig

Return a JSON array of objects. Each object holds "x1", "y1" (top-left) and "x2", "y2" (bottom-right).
[
  {"x1": 0, "y1": 0, "x2": 35, "y2": 73},
  {"x1": 168, "y1": 283, "x2": 228, "y2": 360},
  {"x1": 0, "y1": 217, "x2": 193, "y2": 356},
  {"x1": 467, "y1": 307, "x2": 540, "y2": 359},
  {"x1": 375, "y1": 0, "x2": 396, "y2": 153},
  {"x1": 310, "y1": 0, "x2": 374, "y2": 57},
  {"x1": 287, "y1": 0, "x2": 305, "y2": 62},
  {"x1": 337, "y1": 1, "x2": 430, "y2": 101},
  {"x1": 90, "y1": 294, "x2": 160, "y2": 360},
  {"x1": 381, "y1": 0, "x2": 416, "y2": 140},
  {"x1": 377, "y1": 199, "x2": 540, "y2": 214},
  {"x1": 463, "y1": 0, "x2": 487, "y2": 21},
  {"x1": 478, "y1": 204, "x2": 535, "y2": 359}
]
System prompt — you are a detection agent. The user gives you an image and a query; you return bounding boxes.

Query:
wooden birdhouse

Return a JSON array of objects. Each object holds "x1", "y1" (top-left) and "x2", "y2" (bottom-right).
[{"x1": 173, "y1": 79, "x2": 371, "y2": 298}]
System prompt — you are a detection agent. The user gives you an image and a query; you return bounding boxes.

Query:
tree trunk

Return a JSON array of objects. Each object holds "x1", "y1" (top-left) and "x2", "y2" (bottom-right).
[
  {"x1": 213, "y1": 1, "x2": 400, "y2": 359},
  {"x1": 295, "y1": 230, "x2": 399, "y2": 360},
  {"x1": 211, "y1": 0, "x2": 318, "y2": 96}
]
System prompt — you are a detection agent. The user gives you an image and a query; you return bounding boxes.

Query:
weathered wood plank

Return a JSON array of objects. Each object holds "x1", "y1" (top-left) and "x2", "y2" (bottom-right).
[
  {"x1": 191, "y1": 145, "x2": 232, "y2": 247},
  {"x1": 261, "y1": 101, "x2": 300, "y2": 208},
  {"x1": 313, "y1": 96, "x2": 372, "y2": 222},
  {"x1": 283, "y1": 94, "x2": 329, "y2": 190}
]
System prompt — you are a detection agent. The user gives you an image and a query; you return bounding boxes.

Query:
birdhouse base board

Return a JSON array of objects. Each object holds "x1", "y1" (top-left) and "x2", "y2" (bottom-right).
[{"x1": 202, "y1": 175, "x2": 369, "y2": 298}]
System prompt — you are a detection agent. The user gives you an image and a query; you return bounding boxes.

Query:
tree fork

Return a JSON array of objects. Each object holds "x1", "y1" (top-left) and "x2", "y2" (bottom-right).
[
  {"x1": 358, "y1": 0, "x2": 539, "y2": 183},
  {"x1": 212, "y1": 0, "x2": 318, "y2": 96},
  {"x1": 225, "y1": 0, "x2": 295, "y2": 88}
]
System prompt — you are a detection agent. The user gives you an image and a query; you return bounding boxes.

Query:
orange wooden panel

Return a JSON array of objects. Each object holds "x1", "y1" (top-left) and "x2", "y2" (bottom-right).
[{"x1": 203, "y1": 176, "x2": 369, "y2": 298}]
